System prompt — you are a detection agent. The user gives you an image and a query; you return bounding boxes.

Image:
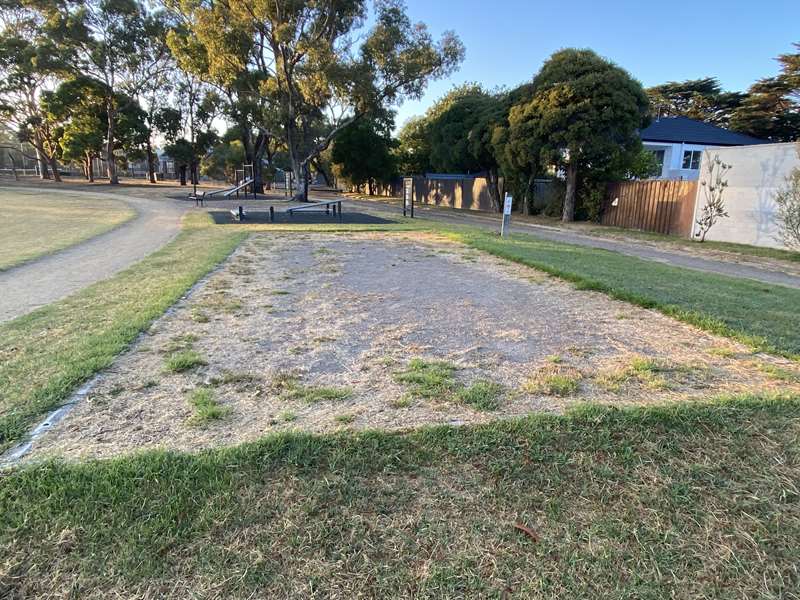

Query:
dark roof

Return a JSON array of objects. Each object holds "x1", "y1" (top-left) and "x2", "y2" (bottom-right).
[{"x1": 640, "y1": 116, "x2": 765, "y2": 146}]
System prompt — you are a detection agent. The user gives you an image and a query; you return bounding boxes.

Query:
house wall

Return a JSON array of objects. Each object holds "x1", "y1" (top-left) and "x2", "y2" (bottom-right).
[
  {"x1": 644, "y1": 141, "x2": 723, "y2": 181},
  {"x1": 691, "y1": 142, "x2": 800, "y2": 250}
]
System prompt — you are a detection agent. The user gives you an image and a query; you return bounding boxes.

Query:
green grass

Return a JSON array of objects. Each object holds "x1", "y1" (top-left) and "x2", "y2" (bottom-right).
[
  {"x1": 582, "y1": 223, "x2": 800, "y2": 264},
  {"x1": 758, "y1": 363, "x2": 800, "y2": 383},
  {"x1": 450, "y1": 229, "x2": 800, "y2": 358},
  {"x1": 0, "y1": 213, "x2": 245, "y2": 451},
  {"x1": 394, "y1": 358, "x2": 458, "y2": 399},
  {"x1": 0, "y1": 189, "x2": 136, "y2": 270},
  {"x1": 187, "y1": 388, "x2": 230, "y2": 425},
  {"x1": 271, "y1": 373, "x2": 353, "y2": 404},
  {"x1": 1, "y1": 395, "x2": 798, "y2": 597},
  {"x1": 455, "y1": 380, "x2": 504, "y2": 411},
  {"x1": 164, "y1": 350, "x2": 207, "y2": 373},
  {"x1": 524, "y1": 371, "x2": 582, "y2": 396}
]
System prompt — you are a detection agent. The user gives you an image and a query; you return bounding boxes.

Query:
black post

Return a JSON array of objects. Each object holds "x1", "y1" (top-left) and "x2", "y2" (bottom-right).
[
  {"x1": 338, "y1": 201, "x2": 342, "y2": 223},
  {"x1": 269, "y1": 206, "x2": 274, "y2": 222},
  {"x1": 238, "y1": 205, "x2": 244, "y2": 221}
]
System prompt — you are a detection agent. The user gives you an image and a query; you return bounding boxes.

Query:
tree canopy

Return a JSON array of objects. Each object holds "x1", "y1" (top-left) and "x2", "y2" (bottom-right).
[{"x1": 166, "y1": 0, "x2": 464, "y2": 199}]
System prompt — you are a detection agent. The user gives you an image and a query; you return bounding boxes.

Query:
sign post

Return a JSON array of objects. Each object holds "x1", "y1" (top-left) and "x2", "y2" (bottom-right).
[
  {"x1": 402, "y1": 177, "x2": 414, "y2": 218},
  {"x1": 501, "y1": 193, "x2": 513, "y2": 237}
]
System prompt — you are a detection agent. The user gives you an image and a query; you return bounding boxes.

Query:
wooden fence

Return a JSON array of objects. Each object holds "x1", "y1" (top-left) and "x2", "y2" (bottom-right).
[
  {"x1": 602, "y1": 180, "x2": 698, "y2": 237},
  {"x1": 405, "y1": 175, "x2": 502, "y2": 212}
]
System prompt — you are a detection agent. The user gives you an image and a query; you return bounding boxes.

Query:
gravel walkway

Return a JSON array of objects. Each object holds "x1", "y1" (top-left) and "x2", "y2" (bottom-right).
[
  {"x1": 342, "y1": 197, "x2": 800, "y2": 289},
  {"x1": 0, "y1": 186, "x2": 185, "y2": 323}
]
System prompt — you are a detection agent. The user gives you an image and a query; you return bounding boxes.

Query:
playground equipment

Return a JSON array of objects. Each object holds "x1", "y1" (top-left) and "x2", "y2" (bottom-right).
[
  {"x1": 205, "y1": 163, "x2": 256, "y2": 199},
  {"x1": 286, "y1": 199, "x2": 343, "y2": 223}
]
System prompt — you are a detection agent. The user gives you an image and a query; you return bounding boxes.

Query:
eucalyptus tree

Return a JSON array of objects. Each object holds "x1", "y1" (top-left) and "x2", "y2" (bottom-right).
[
  {"x1": 0, "y1": 2, "x2": 69, "y2": 179},
  {"x1": 164, "y1": 74, "x2": 219, "y2": 186},
  {"x1": 31, "y1": 0, "x2": 171, "y2": 184},
  {"x1": 166, "y1": 0, "x2": 463, "y2": 200}
]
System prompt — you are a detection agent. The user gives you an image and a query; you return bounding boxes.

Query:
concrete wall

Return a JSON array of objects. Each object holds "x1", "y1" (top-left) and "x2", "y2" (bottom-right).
[{"x1": 691, "y1": 143, "x2": 800, "y2": 250}]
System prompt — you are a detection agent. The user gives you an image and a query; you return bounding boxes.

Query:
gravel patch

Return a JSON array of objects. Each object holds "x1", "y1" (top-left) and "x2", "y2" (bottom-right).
[{"x1": 21, "y1": 232, "x2": 800, "y2": 462}]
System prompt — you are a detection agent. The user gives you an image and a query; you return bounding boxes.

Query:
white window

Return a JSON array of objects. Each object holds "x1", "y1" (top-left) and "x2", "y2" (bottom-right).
[{"x1": 682, "y1": 150, "x2": 703, "y2": 170}]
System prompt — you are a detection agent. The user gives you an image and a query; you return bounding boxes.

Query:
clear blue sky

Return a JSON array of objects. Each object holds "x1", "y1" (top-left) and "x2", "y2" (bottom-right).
[{"x1": 393, "y1": 0, "x2": 800, "y2": 128}]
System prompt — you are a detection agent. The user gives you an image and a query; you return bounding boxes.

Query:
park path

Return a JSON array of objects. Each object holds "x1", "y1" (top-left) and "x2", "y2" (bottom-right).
[
  {"x1": 0, "y1": 185, "x2": 186, "y2": 323},
  {"x1": 341, "y1": 196, "x2": 800, "y2": 290}
]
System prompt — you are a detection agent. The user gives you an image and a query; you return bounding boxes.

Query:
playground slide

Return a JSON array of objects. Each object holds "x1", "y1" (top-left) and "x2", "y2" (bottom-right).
[
  {"x1": 206, "y1": 178, "x2": 254, "y2": 198},
  {"x1": 222, "y1": 178, "x2": 254, "y2": 198}
]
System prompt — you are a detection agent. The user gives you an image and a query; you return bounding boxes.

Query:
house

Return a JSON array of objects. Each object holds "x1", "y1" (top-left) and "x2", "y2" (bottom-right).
[{"x1": 641, "y1": 116, "x2": 765, "y2": 180}]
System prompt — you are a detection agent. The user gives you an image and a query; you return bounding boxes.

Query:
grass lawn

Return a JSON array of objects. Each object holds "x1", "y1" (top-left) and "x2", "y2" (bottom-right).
[
  {"x1": 0, "y1": 189, "x2": 136, "y2": 270},
  {"x1": 1, "y1": 395, "x2": 798, "y2": 597},
  {"x1": 0, "y1": 213, "x2": 245, "y2": 452},
  {"x1": 451, "y1": 229, "x2": 800, "y2": 358},
  {"x1": 2, "y1": 213, "x2": 800, "y2": 596},
  {"x1": 582, "y1": 224, "x2": 800, "y2": 264}
]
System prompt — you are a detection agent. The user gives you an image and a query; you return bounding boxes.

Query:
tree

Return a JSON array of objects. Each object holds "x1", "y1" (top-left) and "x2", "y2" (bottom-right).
[
  {"x1": 729, "y1": 43, "x2": 800, "y2": 141},
  {"x1": 331, "y1": 115, "x2": 396, "y2": 194},
  {"x1": 164, "y1": 74, "x2": 219, "y2": 186},
  {"x1": 37, "y1": 0, "x2": 170, "y2": 184},
  {"x1": 0, "y1": 3, "x2": 69, "y2": 180},
  {"x1": 167, "y1": 0, "x2": 463, "y2": 200},
  {"x1": 202, "y1": 138, "x2": 246, "y2": 183},
  {"x1": 695, "y1": 154, "x2": 731, "y2": 242},
  {"x1": 396, "y1": 115, "x2": 432, "y2": 175},
  {"x1": 729, "y1": 78, "x2": 800, "y2": 142},
  {"x1": 646, "y1": 78, "x2": 746, "y2": 127},
  {"x1": 524, "y1": 49, "x2": 650, "y2": 222},
  {"x1": 43, "y1": 77, "x2": 107, "y2": 181},
  {"x1": 774, "y1": 145, "x2": 800, "y2": 249},
  {"x1": 491, "y1": 83, "x2": 539, "y2": 214},
  {"x1": 426, "y1": 84, "x2": 505, "y2": 210}
]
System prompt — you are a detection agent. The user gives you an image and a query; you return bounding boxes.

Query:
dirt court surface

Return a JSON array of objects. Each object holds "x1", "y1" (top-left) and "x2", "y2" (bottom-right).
[{"x1": 22, "y1": 232, "x2": 800, "y2": 462}]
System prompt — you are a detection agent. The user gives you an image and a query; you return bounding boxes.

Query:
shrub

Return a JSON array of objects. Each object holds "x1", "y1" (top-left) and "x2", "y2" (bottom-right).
[{"x1": 775, "y1": 166, "x2": 800, "y2": 250}]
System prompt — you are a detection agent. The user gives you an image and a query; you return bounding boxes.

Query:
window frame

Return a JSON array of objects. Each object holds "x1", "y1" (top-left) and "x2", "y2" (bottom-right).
[{"x1": 682, "y1": 150, "x2": 703, "y2": 170}]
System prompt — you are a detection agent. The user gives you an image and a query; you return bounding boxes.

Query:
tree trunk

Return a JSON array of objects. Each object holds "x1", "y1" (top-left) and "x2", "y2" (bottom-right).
[
  {"x1": 562, "y1": 161, "x2": 578, "y2": 222},
  {"x1": 252, "y1": 133, "x2": 267, "y2": 194},
  {"x1": 486, "y1": 168, "x2": 501, "y2": 212},
  {"x1": 33, "y1": 141, "x2": 50, "y2": 180},
  {"x1": 145, "y1": 138, "x2": 156, "y2": 184},
  {"x1": 8, "y1": 153, "x2": 19, "y2": 181},
  {"x1": 86, "y1": 154, "x2": 95, "y2": 183},
  {"x1": 522, "y1": 173, "x2": 535, "y2": 215},
  {"x1": 179, "y1": 165, "x2": 187, "y2": 186},
  {"x1": 48, "y1": 155, "x2": 62, "y2": 182},
  {"x1": 302, "y1": 162, "x2": 310, "y2": 201},
  {"x1": 191, "y1": 161, "x2": 198, "y2": 185},
  {"x1": 106, "y1": 99, "x2": 119, "y2": 185},
  {"x1": 312, "y1": 158, "x2": 333, "y2": 188},
  {"x1": 368, "y1": 178, "x2": 374, "y2": 196}
]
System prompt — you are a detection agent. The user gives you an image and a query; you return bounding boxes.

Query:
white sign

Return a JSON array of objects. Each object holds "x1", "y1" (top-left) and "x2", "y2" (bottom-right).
[{"x1": 503, "y1": 194, "x2": 513, "y2": 215}]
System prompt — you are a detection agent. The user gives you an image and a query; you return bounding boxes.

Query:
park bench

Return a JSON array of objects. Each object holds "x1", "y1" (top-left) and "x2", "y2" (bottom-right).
[
  {"x1": 286, "y1": 199, "x2": 343, "y2": 222},
  {"x1": 189, "y1": 191, "x2": 206, "y2": 206}
]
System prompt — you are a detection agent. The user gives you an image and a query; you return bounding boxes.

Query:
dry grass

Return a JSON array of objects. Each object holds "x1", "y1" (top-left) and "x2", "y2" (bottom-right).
[
  {"x1": 523, "y1": 365, "x2": 583, "y2": 396},
  {"x1": 0, "y1": 189, "x2": 135, "y2": 270}
]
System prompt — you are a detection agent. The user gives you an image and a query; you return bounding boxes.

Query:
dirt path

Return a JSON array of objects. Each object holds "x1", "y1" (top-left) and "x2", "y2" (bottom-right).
[
  {"x1": 341, "y1": 196, "x2": 800, "y2": 289},
  {"x1": 0, "y1": 186, "x2": 185, "y2": 323},
  {"x1": 18, "y1": 232, "x2": 798, "y2": 463}
]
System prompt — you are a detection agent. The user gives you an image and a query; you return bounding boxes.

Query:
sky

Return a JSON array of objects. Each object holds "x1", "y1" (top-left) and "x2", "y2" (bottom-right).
[{"x1": 392, "y1": 0, "x2": 800, "y2": 128}]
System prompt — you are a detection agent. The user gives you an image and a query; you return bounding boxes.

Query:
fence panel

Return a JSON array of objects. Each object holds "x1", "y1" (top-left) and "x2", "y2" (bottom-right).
[{"x1": 603, "y1": 180, "x2": 697, "y2": 237}]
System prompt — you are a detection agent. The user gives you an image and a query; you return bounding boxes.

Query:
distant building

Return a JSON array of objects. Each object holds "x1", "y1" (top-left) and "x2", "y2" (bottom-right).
[{"x1": 641, "y1": 116, "x2": 765, "y2": 180}]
